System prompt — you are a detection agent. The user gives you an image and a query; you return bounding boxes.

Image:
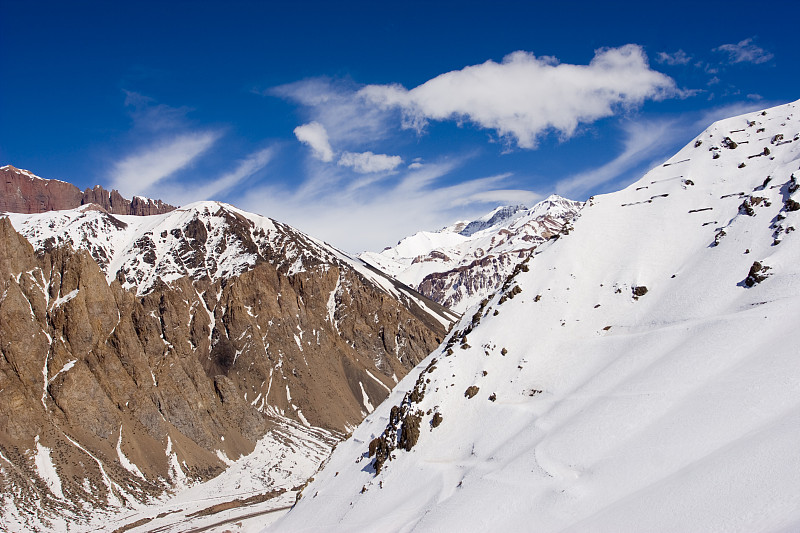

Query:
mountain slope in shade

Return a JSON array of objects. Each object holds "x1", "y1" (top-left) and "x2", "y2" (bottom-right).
[
  {"x1": 0, "y1": 201, "x2": 455, "y2": 530},
  {"x1": 271, "y1": 100, "x2": 800, "y2": 532},
  {"x1": 360, "y1": 195, "x2": 582, "y2": 313},
  {"x1": 0, "y1": 164, "x2": 176, "y2": 216}
]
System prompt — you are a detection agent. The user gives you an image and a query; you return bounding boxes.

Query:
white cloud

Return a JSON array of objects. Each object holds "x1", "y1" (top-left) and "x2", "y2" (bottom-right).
[
  {"x1": 294, "y1": 122, "x2": 334, "y2": 162},
  {"x1": 293, "y1": 120, "x2": 403, "y2": 174},
  {"x1": 714, "y1": 38, "x2": 773, "y2": 65},
  {"x1": 109, "y1": 131, "x2": 220, "y2": 197},
  {"x1": 338, "y1": 151, "x2": 403, "y2": 173},
  {"x1": 232, "y1": 102, "x2": 778, "y2": 253},
  {"x1": 359, "y1": 45, "x2": 680, "y2": 149},
  {"x1": 656, "y1": 50, "x2": 692, "y2": 66},
  {"x1": 451, "y1": 187, "x2": 541, "y2": 207}
]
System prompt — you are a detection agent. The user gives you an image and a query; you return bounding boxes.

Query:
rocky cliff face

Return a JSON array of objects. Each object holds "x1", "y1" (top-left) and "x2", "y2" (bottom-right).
[
  {"x1": 0, "y1": 201, "x2": 454, "y2": 529},
  {"x1": 1, "y1": 165, "x2": 175, "y2": 216}
]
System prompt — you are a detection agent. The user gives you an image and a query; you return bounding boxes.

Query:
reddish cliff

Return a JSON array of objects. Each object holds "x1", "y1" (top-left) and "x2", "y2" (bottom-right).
[{"x1": 1, "y1": 164, "x2": 176, "y2": 215}]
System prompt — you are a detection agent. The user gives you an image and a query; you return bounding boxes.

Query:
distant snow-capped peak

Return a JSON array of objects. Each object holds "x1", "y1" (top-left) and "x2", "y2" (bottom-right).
[
  {"x1": 360, "y1": 194, "x2": 583, "y2": 312},
  {"x1": 451, "y1": 204, "x2": 528, "y2": 236}
]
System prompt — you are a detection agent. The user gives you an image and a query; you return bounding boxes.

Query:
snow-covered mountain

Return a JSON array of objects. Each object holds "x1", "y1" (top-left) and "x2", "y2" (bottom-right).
[
  {"x1": 6, "y1": 200, "x2": 457, "y2": 320},
  {"x1": 360, "y1": 195, "x2": 582, "y2": 313},
  {"x1": 0, "y1": 199, "x2": 456, "y2": 530},
  {"x1": 271, "y1": 100, "x2": 800, "y2": 532},
  {"x1": 448, "y1": 204, "x2": 528, "y2": 236}
]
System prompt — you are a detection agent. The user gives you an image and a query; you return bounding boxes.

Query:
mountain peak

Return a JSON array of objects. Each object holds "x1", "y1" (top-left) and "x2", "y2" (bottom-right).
[{"x1": 457, "y1": 204, "x2": 529, "y2": 237}]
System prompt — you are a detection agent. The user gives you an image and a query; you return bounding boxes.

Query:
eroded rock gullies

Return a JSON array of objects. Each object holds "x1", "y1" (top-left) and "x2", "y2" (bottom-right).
[{"x1": 0, "y1": 216, "x2": 448, "y2": 528}]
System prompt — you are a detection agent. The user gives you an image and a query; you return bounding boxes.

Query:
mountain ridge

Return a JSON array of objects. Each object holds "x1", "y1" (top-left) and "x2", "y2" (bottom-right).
[{"x1": 0, "y1": 164, "x2": 176, "y2": 216}]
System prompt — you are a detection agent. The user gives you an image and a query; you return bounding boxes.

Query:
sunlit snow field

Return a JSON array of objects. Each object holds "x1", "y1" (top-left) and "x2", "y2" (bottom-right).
[{"x1": 270, "y1": 101, "x2": 800, "y2": 533}]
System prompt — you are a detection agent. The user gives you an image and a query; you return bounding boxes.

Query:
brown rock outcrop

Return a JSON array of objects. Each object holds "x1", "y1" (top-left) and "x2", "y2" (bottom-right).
[{"x1": 1, "y1": 164, "x2": 175, "y2": 215}]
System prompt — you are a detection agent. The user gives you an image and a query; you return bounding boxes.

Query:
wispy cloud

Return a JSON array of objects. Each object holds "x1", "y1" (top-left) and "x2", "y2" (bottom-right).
[
  {"x1": 109, "y1": 131, "x2": 221, "y2": 197},
  {"x1": 555, "y1": 120, "x2": 678, "y2": 198},
  {"x1": 451, "y1": 187, "x2": 541, "y2": 207},
  {"x1": 108, "y1": 92, "x2": 228, "y2": 199},
  {"x1": 233, "y1": 157, "x2": 536, "y2": 253},
  {"x1": 714, "y1": 38, "x2": 773, "y2": 65},
  {"x1": 107, "y1": 92, "x2": 278, "y2": 205},
  {"x1": 154, "y1": 146, "x2": 275, "y2": 205},
  {"x1": 656, "y1": 50, "x2": 692, "y2": 66},
  {"x1": 272, "y1": 78, "x2": 392, "y2": 146},
  {"x1": 359, "y1": 45, "x2": 681, "y2": 149}
]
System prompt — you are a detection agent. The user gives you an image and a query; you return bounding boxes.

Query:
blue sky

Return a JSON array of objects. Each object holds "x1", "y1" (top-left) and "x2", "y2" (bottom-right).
[{"x1": 1, "y1": 0, "x2": 798, "y2": 252}]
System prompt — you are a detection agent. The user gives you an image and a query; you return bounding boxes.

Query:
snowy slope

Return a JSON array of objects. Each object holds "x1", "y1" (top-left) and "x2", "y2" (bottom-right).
[
  {"x1": 1, "y1": 414, "x2": 337, "y2": 533},
  {"x1": 7, "y1": 201, "x2": 457, "y2": 325},
  {"x1": 360, "y1": 195, "x2": 582, "y2": 313},
  {"x1": 269, "y1": 100, "x2": 800, "y2": 532}
]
